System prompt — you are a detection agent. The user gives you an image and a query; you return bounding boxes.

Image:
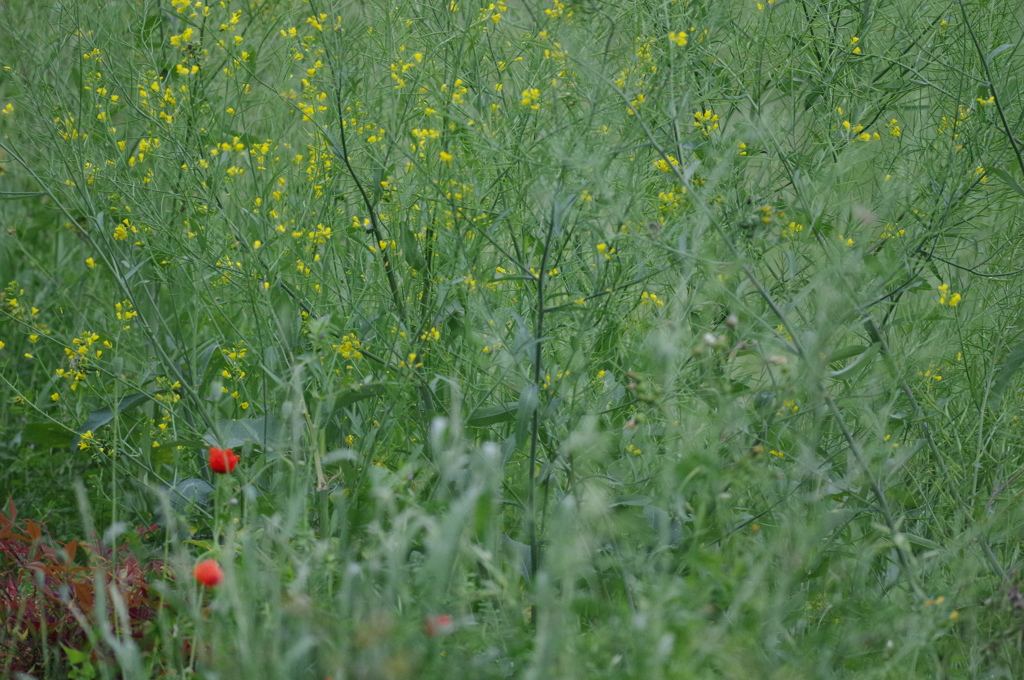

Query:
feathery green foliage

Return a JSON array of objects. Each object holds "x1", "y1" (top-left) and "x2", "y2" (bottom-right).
[{"x1": 3, "y1": 0, "x2": 1024, "y2": 677}]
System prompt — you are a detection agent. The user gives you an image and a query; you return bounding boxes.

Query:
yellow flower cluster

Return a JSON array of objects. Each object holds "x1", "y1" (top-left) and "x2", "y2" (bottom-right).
[
  {"x1": 693, "y1": 109, "x2": 719, "y2": 136},
  {"x1": 652, "y1": 155, "x2": 679, "y2": 173},
  {"x1": 114, "y1": 300, "x2": 138, "y2": 330},
  {"x1": 936, "y1": 284, "x2": 961, "y2": 307},
  {"x1": 56, "y1": 332, "x2": 110, "y2": 391},
  {"x1": 520, "y1": 88, "x2": 541, "y2": 110},
  {"x1": 640, "y1": 291, "x2": 664, "y2": 307},
  {"x1": 332, "y1": 333, "x2": 363, "y2": 359}
]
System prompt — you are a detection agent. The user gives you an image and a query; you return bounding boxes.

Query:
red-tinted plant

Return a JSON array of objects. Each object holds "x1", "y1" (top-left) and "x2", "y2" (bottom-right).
[
  {"x1": 193, "y1": 559, "x2": 223, "y2": 588},
  {"x1": 423, "y1": 614, "x2": 455, "y2": 637},
  {"x1": 208, "y1": 447, "x2": 240, "y2": 474},
  {"x1": 0, "y1": 498, "x2": 164, "y2": 675}
]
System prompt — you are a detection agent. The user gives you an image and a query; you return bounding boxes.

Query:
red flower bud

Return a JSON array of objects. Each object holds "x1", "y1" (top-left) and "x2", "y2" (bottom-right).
[
  {"x1": 424, "y1": 614, "x2": 454, "y2": 637},
  {"x1": 208, "y1": 447, "x2": 240, "y2": 473},
  {"x1": 194, "y1": 559, "x2": 224, "y2": 587}
]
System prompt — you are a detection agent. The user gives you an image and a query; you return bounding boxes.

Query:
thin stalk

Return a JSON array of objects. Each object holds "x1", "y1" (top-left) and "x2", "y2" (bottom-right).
[{"x1": 956, "y1": 0, "x2": 1024, "y2": 178}]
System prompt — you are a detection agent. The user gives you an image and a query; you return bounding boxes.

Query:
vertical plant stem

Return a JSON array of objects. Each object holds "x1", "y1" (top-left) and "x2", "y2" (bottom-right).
[{"x1": 527, "y1": 198, "x2": 570, "y2": 582}]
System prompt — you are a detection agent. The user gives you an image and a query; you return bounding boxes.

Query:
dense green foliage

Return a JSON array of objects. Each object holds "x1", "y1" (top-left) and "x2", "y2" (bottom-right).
[{"x1": 3, "y1": 0, "x2": 1024, "y2": 676}]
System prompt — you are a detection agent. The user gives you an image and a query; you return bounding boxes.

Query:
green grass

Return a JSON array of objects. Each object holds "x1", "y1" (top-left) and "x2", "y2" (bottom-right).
[{"x1": 3, "y1": 0, "x2": 1024, "y2": 676}]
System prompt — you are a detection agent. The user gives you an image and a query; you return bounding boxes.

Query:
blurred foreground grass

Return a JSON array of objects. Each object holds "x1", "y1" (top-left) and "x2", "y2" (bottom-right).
[{"x1": 3, "y1": 0, "x2": 1024, "y2": 677}]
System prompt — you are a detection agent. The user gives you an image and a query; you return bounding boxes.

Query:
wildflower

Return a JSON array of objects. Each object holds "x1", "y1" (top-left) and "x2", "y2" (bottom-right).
[
  {"x1": 668, "y1": 31, "x2": 688, "y2": 47},
  {"x1": 640, "y1": 291, "x2": 664, "y2": 306},
  {"x1": 331, "y1": 333, "x2": 363, "y2": 359},
  {"x1": 652, "y1": 156, "x2": 679, "y2": 173},
  {"x1": 520, "y1": 88, "x2": 541, "y2": 110},
  {"x1": 194, "y1": 559, "x2": 224, "y2": 587},
  {"x1": 208, "y1": 446, "x2": 240, "y2": 473},
  {"x1": 781, "y1": 221, "x2": 803, "y2": 238},
  {"x1": 936, "y1": 283, "x2": 962, "y2": 307},
  {"x1": 693, "y1": 109, "x2": 719, "y2": 136},
  {"x1": 424, "y1": 614, "x2": 455, "y2": 637}
]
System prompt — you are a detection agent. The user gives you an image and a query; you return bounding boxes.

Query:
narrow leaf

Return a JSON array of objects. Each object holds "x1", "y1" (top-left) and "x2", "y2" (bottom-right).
[
  {"x1": 336, "y1": 383, "x2": 387, "y2": 407},
  {"x1": 989, "y1": 341, "x2": 1024, "y2": 409},
  {"x1": 23, "y1": 422, "x2": 75, "y2": 449},
  {"x1": 986, "y1": 43, "x2": 1015, "y2": 64},
  {"x1": 72, "y1": 392, "x2": 153, "y2": 450},
  {"x1": 467, "y1": 402, "x2": 518, "y2": 427},
  {"x1": 989, "y1": 167, "x2": 1024, "y2": 198}
]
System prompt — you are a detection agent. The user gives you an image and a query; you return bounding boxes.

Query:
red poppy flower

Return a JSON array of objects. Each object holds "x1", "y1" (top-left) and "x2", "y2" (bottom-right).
[
  {"x1": 208, "y1": 446, "x2": 240, "y2": 473},
  {"x1": 423, "y1": 614, "x2": 455, "y2": 637},
  {"x1": 194, "y1": 559, "x2": 224, "y2": 587}
]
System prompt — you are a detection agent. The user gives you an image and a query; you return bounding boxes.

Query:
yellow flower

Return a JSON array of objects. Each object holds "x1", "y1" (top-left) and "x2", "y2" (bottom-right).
[
  {"x1": 520, "y1": 88, "x2": 541, "y2": 110},
  {"x1": 652, "y1": 156, "x2": 680, "y2": 173},
  {"x1": 78, "y1": 430, "x2": 94, "y2": 450},
  {"x1": 693, "y1": 109, "x2": 719, "y2": 135},
  {"x1": 936, "y1": 283, "x2": 962, "y2": 306},
  {"x1": 668, "y1": 31, "x2": 688, "y2": 47},
  {"x1": 439, "y1": 150, "x2": 453, "y2": 163}
]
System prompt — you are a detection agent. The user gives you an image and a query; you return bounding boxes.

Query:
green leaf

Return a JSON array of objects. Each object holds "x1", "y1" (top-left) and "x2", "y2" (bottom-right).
[
  {"x1": 336, "y1": 383, "x2": 388, "y2": 407},
  {"x1": 989, "y1": 341, "x2": 1024, "y2": 409},
  {"x1": 829, "y1": 345, "x2": 872, "y2": 363},
  {"x1": 466, "y1": 402, "x2": 518, "y2": 427},
  {"x1": 203, "y1": 415, "x2": 283, "y2": 450},
  {"x1": 72, "y1": 392, "x2": 153, "y2": 450},
  {"x1": 514, "y1": 385, "x2": 539, "y2": 449},
  {"x1": 61, "y1": 644, "x2": 92, "y2": 665},
  {"x1": 151, "y1": 446, "x2": 175, "y2": 467},
  {"x1": 23, "y1": 421, "x2": 75, "y2": 449},
  {"x1": 986, "y1": 43, "x2": 1015, "y2": 65},
  {"x1": 828, "y1": 343, "x2": 881, "y2": 379},
  {"x1": 168, "y1": 477, "x2": 214, "y2": 513},
  {"x1": 901, "y1": 532, "x2": 941, "y2": 551},
  {"x1": 194, "y1": 340, "x2": 220, "y2": 386},
  {"x1": 989, "y1": 167, "x2": 1024, "y2": 198},
  {"x1": 502, "y1": 534, "x2": 532, "y2": 580}
]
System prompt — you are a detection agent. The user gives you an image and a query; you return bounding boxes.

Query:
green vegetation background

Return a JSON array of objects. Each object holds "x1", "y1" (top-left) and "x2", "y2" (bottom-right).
[{"x1": 3, "y1": 0, "x2": 1024, "y2": 676}]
